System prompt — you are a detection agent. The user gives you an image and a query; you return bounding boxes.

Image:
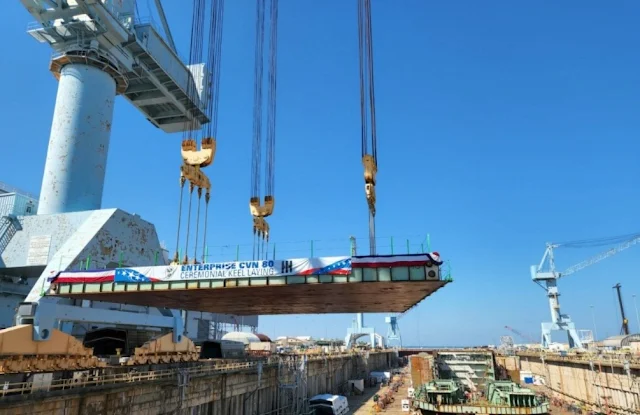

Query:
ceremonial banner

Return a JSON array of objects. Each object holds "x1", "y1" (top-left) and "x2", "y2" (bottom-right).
[
  {"x1": 50, "y1": 256, "x2": 352, "y2": 283},
  {"x1": 351, "y1": 253, "x2": 442, "y2": 268}
]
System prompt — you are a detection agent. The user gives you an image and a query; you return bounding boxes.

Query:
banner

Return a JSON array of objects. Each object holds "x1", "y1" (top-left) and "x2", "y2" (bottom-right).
[
  {"x1": 51, "y1": 256, "x2": 352, "y2": 283},
  {"x1": 351, "y1": 252, "x2": 442, "y2": 268}
]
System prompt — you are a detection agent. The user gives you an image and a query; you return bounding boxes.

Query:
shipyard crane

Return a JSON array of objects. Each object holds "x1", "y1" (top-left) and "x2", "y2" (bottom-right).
[
  {"x1": 249, "y1": 0, "x2": 279, "y2": 259},
  {"x1": 504, "y1": 326, "x2": 537, "y2": 345},
  {"x1": 385, "y1": 313, "x2": 404, "y2": 348},
  {"x1": 2, "y1": 0, "x2": 228, "y2": 371},
  {"x1": 531, "y1": 232, "x2": 640, "y2": 349},
  {"x1": 613, "y1": 283, "x2": 630, "y2": 336}
]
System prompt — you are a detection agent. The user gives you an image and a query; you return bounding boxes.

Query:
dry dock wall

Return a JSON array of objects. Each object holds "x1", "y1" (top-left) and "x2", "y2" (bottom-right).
[
  {"x1": 517, "y1": 352, "x2": 640, "y2": 414},
  {"x1": 0, "y1": 352, "x2": 393, "y2": 415}
]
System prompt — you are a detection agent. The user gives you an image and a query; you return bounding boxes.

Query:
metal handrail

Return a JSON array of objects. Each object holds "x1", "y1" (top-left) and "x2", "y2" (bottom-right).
[
  {"x1": 0, "y1": 181, "x2": 37, "y2": 200},
  {"x1": 0, "y1": 351, "x2": 386, "y2": 397}
]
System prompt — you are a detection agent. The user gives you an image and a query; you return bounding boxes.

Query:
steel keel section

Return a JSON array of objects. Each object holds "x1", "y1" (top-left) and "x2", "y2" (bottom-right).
[
  {"x1": 38, "y1": 64, "x2": 117, "y2": 215},
  {"x1": 49, "y1": 263, "x2": 449, "y2": 315}
]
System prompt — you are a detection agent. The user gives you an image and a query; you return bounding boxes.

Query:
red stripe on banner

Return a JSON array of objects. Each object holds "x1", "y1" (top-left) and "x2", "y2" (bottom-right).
[
  {"x1": 327, "y1": 269, "x2": 350, "y2": 275},
  {"x1": 352, "y1": 260, "x2": 431, "y2": 268},
  {"x1": 55, "y1": 276, "x2": 115, "y2": 283}
]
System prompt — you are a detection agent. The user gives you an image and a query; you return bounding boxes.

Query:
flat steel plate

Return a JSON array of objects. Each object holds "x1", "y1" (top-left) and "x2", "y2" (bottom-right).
[{"x1": 52, "y1": 279, "x2": 449, "y2": 315}]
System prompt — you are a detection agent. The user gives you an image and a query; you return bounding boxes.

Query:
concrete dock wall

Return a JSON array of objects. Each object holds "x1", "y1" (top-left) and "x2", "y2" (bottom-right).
[
  {"x1": 518, "y1": 352, "x2": 640, "y2": 414},
  {"x1": 0, "y1": 352, "x2": 393, "y2": 415}
]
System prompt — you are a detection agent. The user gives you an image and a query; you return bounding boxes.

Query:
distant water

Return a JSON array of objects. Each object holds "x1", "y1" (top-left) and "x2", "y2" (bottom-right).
[{"x1": 402, "y1": 346, "x2": 484, "y2": 349}]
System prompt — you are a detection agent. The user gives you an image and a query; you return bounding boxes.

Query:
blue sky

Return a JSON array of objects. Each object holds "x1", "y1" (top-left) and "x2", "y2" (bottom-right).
[{"x1": 2, "y1": 1, "x2": 640, "y2": 346}]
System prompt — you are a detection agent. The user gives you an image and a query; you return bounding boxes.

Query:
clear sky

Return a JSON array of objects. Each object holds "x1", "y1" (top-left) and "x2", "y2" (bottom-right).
[{"x1": 2, "y1": 1, "x2": 640, "y2": 346}]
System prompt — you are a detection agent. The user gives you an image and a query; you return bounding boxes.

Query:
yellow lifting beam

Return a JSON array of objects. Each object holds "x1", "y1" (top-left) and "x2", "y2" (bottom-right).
[{"x1": 181, "y1": 137, "x2": 216, "y2": 168}]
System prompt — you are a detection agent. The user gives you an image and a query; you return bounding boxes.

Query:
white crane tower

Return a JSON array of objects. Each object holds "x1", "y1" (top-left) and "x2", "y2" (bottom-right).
[{"x1": 531, "y1": 232, "x2": 640, "y2": 349}]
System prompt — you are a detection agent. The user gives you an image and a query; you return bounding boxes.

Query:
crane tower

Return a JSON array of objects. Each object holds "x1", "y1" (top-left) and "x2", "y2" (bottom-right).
[
  {"x1": 0, "y1": 0, "x2": 255, "y2": 345},
  {"x1": 531, "y1": 233, "x2": 640, "y2": 349}
]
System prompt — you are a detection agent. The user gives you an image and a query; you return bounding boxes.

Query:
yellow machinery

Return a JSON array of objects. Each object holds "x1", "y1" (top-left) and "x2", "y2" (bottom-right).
[
  {"x1": 250, "y1": 196, "x2": 274, "y2": 241},
  {"x1": 0, "y1": 325, "x2": 105, "y2": 373},
  {"x1": 0, "y1": 325, "x2": 199, "y2": 373},
  {"x1": 362, "y1": 154, "x2": 377, "y2": 216},
  {"x1": 126, "y1": 332, "x2": 199, "y2": 365},
  {"x1": 173, "y1": 137, "x2": 215, "y2": 264}
]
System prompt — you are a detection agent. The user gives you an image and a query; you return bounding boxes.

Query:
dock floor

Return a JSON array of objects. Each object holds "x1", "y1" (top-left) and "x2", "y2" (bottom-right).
[{"x1": 348, "y1": 369, "x2": 411, "y2": 414}]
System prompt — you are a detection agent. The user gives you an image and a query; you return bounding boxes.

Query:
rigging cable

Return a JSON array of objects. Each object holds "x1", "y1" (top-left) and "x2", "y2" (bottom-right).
[
  {"x1": 174, "y1": 0, "x2": 206, "y2": 262},
  {"x1": 182, "y1": 0, "x2": 207, "y2": 263},
  {"x1": 250, "y1": 0, "x2": 278, "y2": 259},
  {"x1": 357, "y1": 0, "x2": 378, "y2": 255},
  {"x1": 174, "y1": 0, "x2": 223, "y2": 264},
  {"x1": 199, "y1": 0, "x2": 225, "y2": 262}
]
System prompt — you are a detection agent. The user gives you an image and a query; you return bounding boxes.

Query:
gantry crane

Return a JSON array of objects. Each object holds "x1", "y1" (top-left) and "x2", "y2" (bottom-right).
[
  {"x1": 530, "y1": 232, "x2": 640, "y2": 349},
  {"x1": 385, "y1": 313, "x2": 404, "y2": 348}
]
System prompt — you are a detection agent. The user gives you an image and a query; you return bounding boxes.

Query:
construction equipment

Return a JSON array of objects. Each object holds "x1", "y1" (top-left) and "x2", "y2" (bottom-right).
[
  {"x1": 126, "y1": 333, "x2": 199, "y2": 365},
  {"x1": 173, "y1": 0, "x2": 225, "y2": 265},
  {"x1": 0, "y1": 324, "x2": 105, "y2": 373},
  {"x1": 530, "y1": 232, "x2": 640, "y2": 349},
  {"x1": 249, "y1": 0, "x2": 279, "y2": 259},
  {"x1": 613, "y1": 283, "x2": 630, "y2": 336},
  {"x1": 386, "y1": 313, "x2": 404, "y2": 348},
  {"x1": 504, "y1": 325, "x2": 538, "y2": 345}
]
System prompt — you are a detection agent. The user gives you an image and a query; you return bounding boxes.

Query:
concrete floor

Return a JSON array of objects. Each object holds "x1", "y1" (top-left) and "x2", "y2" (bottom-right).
[{"x1": 348, "y1": 370, "x2": 411, "y2": 414}]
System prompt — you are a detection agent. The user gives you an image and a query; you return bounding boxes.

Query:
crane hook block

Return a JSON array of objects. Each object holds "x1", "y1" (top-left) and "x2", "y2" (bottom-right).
[
  {"x1": 365, "y1": 183, "x2": 376, "y2": 215},
  {"x1": 362, "y1": 154, "x2": 377, "y2": 185},
  {"x1": 249, "y1": 196, "x2": 275, "y2": 218},
  {"x1": 253, "y1": 216, "x2": 270, "y2": 241},
  {"x1": 180, "y1": 163, "x2": 211, "y2": 191},
  {"x1": 181, "y1": 138, "x2": 216, "y2": 168}
]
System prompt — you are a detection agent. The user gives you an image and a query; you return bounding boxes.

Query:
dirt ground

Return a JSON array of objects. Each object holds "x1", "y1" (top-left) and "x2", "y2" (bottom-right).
[{"x1": 347, "y1": 370, "x2": 411, "y2": 415}]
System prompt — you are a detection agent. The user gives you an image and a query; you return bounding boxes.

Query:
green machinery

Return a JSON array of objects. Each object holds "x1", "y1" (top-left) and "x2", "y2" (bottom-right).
[
  {"x1": 486, "y1": 381, "x2": 545, "y2": 408},
  {"x1": 412, "y1": 380, "x2": 550, "y2": 414}
]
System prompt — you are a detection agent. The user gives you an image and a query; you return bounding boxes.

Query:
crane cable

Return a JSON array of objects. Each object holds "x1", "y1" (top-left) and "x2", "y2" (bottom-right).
[
  {"x1": 199, "y1": 0, "x2": 225, "y2": 262},
  {"x1": 358, "y1": 0, "x2": 378, "y2": 255},
  {"x1": 173, "y1": 0, "x2": 224, "y2": 264},
  {"x1": 250, "y1": 0, "x2": 278, "y2": 260}
]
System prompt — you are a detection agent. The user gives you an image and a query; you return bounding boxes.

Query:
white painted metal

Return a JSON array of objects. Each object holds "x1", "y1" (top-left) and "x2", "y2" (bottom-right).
[{"x1": 39, "y1": 64, "x2": 116, "y2": 215}]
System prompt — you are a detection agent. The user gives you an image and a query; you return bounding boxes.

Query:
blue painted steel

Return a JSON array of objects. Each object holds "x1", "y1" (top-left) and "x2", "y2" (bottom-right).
[
  {"x1": 0, "y1": 193, "x2": 37, "y2": 217},
  {"x1": 38, "y1": 64, "x2": 116, "y2": 215}
]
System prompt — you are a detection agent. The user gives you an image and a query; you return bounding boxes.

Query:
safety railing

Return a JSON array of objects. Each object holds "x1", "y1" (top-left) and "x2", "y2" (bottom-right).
[
  {"x1": 518, "y1": 350, "x2": 640, "y2": 366},
  {"x1": 47, "y1": 233, "x2": 452, "y2": 274},
  {"x1": 0, "y1": 351, "x2": 386, "y2": 397}
]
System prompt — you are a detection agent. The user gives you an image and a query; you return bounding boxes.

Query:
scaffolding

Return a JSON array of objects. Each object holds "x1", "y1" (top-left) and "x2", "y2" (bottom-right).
[{"x1": 277, "y1": 355, "x2": 309, "y2": 415}]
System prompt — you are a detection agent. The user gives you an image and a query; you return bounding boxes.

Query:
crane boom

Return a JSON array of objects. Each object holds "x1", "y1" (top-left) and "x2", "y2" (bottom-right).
[{"x1": 561, "y1": 235, "x2": 640, "y2": 277}]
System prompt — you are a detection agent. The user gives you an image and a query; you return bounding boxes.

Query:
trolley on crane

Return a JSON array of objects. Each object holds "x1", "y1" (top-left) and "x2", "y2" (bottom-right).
[{"x1": 530, "y1": 232, "x2": 640, "y2": 349}]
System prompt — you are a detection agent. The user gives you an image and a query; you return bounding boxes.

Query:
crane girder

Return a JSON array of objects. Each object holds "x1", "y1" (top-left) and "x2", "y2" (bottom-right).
[
  {"x1": 561, "y1": 237, "x2": 640, "y2": 277},
  {"x1": 532, "y1": 233, "x2": 640, "y2": 282}
]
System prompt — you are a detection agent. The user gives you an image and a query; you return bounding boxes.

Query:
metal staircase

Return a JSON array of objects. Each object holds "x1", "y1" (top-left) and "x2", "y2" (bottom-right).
[{"x1": 0, "y1": 215, "x2": 21, "y2": 256}]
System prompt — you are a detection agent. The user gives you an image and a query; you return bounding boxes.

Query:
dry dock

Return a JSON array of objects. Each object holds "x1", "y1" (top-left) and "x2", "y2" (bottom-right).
[
  {"x1": 505, "y1": 351, "x2": 640, "y2": 414},
  {"x1": 0, "y1": 351, "x2": 395, "y2": 415}
]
